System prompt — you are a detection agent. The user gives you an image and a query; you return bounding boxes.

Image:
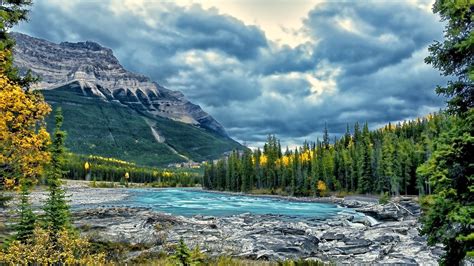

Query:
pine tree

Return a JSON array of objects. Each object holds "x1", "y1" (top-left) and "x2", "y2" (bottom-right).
[
  {"x1": 241, "y1": 149, "x2": 254, "y2": 192},
  {"x1": 323, "y1": 122, "x2": 330, "y2": 150},
  {"x1": 419, "y1": 1, "x2": 473, "y2": 262},
  {"x1": 0, "y1": 0, "x2": 37, "y2": 87},
  {"x1": 1, "y1": 0, "x2": 50, "y2": 245},
  {"x1": 373, "y1": 140, "x2": 384, "y2": 193},
  {"x1": 14, "y1": 183, "x2": 36, "y2": 243},
  {"x1": 43, "y1": 108, "x2": 72, "y2": 241},
  {"x1": 254, "y1": 148, "x2": 262, "y2": 189},
  {"x1": 344, "y1": 124, "x2": 351, "y2": 148},
  {"x1": 381, "y1": 133, "x2": 395, "y2": 194},
  {"x1": 358, "y1": 122, "x2": 373, "y2": 193},
  {"x1": 172, "y1": 238, "x2": 191, "y2": 266}
]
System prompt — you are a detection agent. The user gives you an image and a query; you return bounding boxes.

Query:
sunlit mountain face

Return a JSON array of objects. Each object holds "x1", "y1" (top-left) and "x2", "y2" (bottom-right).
[{"x1": 15, "y1": 0, "x2": 447, "y2": 148}]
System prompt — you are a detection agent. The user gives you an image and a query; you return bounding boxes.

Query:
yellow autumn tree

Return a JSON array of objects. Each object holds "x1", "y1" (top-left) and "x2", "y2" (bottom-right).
[
  {"x1": 0, "y1": 50, "x2": 51, "y2": 186},
  {"x1": 317, "y1": 180, "x2": 327, "y2": 197}
]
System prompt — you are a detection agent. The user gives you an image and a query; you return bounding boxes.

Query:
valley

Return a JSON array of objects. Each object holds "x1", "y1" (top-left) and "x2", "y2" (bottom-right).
[{"x1": 1, "y1": 0, "x2": 472, "y2": 264}]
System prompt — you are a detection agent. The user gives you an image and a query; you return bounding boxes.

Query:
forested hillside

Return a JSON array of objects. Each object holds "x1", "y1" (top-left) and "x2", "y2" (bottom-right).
[
  {"x1": 42, "y1": 82, "x2": 243, "y2": 167},
  {"x1": 203, "y1": 113, "x2": 451, "y2": 196}
]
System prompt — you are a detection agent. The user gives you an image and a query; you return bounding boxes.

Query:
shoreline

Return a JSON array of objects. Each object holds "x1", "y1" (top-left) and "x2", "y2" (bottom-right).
[
  {"x1": 1, "y1": 180, "x2": 439, "y2": 264},
  {"x1": 57, "y1": 180, "x2": 420, "y2": 222}
]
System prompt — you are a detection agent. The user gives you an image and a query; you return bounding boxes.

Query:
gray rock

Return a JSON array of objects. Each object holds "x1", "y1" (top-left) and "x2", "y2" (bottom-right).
[
  {"x1": 374, "y1": 235, "x2": 399, "y2": 244},
  {"x1": 343, "y1": 238, "x2": 372, "y2": 247},
  {"x1": 322, "y1": 232, "x2": 345, "y2": 241},
  {"x1": 62, "y1": 198, "x2": 441, "y2": 265},
  {"x1": 11, "y1": 32, "x2": 228, "y2": 137},
  {"x1": 275, "y1": 227, "x2": 306, "y2": 235}
]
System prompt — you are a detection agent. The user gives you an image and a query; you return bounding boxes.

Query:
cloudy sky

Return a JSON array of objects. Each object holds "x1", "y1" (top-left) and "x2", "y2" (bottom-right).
[{"x1": 15, "y1": 0, "x2": 448, "y2": 147}]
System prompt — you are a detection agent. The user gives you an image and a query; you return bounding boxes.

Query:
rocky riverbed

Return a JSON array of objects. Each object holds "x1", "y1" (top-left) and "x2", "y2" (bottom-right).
[
  {"x1": 67, "y1": 190, "x2": 442, "y2": 264},
  {"x1": 1, "y1": 182, "x2": 443, "y2": 264}
]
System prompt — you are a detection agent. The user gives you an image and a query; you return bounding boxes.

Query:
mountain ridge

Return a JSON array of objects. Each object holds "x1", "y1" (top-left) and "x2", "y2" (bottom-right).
[
  {"x1": 11, "y1": 32, "x2": 228, "y2": 137},
  {"x1": 11, "y1": 32, "x2": 244, "y2": 166}
]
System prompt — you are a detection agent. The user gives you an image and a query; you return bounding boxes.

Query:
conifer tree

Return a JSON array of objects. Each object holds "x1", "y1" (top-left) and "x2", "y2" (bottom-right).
[
  {"x1": 242, "y1": 149, "x2": 254, "y2": 192},
  {"x1": 172, "y1": 238, "x2": 191, "y2": 266},
  {"x1": 43, "y1": 108, "x2": 72, "y2": 241},
  {"x1": 1, "y1": 0, "x2": 51, "y2": 245},
  {"x1": 419, "y1": 0, "x2": 473, "y2": 263},
  {"x1": 358, "y1": 122, "x2": 373, "y2": 193},
  {"x1": 323, "y1": 123, "x2": 330, "y2": 150},
  {"x1": 14, "y1": 182, "x2": 36, "y2": 243}
]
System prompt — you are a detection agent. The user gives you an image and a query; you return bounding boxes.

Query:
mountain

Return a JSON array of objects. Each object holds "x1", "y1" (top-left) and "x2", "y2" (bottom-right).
[{"x1": 12, "y1": 32, "x2": 243, "y2": 166}]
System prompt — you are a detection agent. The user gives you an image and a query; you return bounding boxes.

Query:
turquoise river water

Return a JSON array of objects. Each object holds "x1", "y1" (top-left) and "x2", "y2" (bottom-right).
[{"x1": 105, "y1": 188, "x2": 361, "y2": 219}]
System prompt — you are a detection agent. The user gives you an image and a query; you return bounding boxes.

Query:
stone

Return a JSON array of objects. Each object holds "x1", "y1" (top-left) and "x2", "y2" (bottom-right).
[
  {"x1": 374, "y1": 235, "x2": 399, "y2": 245},
  {"x1": 343, "y1": 238, "x2": 372, "y2": 247},
  {"x1": 275, "y1": 227, "x2": 306, "y2": 235},
  {"x1": 21, "y1": 189, "x2": 439, "y2": 265},
  {"x1": 322, "y1": 232, "x2": 345, "y2": 241}
]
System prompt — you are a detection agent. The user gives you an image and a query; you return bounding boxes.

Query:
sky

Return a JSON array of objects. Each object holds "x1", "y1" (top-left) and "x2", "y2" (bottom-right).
[{"x1": 15, "y1": 0, "x2": 448, "y2": 148}]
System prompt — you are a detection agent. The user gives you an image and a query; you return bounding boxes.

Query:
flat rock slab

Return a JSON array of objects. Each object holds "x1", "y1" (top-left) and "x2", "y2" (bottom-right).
[{"x1": 71, "y1": 207, "x2": 442, "y2": 265}]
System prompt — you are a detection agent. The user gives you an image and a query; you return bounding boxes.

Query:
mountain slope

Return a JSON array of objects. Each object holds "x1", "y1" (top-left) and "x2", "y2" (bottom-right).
[
  {"x1": 12, "y1": 33, "x2": 243, "y2": 166},
  {"x1": 12, "y1": 32, "x2": 227, "y2": 137}
]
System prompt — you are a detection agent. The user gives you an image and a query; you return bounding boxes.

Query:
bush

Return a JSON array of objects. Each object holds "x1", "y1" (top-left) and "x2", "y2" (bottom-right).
[
  {"x1": 279, "y1": 259, "x2": 328, "y2": 266},
  {"x1": 0, "y1": 194, "x2": 12, "y2": 208},
  {"x1": 379, "y1": 192, "x2": 390, "y2": 205},
  {"x1": 317, "y1": 181, "x2": 327, "y2": 197},
  {"x1": 0, "y1": 226, "x2": 106, "y2": 264}
]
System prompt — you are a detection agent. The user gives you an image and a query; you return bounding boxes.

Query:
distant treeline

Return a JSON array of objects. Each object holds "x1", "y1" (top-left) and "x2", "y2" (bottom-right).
[
  {"x1": 203, "y1": 113, "x2": 451, "y2": 196},
  {"x1": 64, "y1": 154, "x2": 201, "y2": 187}
]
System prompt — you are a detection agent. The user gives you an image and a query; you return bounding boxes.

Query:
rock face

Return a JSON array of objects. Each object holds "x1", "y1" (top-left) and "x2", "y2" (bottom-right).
[
  {"x1": 72, "y1": 207, "x2": 443, "y2": 265},
  {"x1": 11, "y1": 32, "x2": 227, "y2": 137},
  {"x1": 2, "y1": 185, "x2": 443, "y2": 265}
]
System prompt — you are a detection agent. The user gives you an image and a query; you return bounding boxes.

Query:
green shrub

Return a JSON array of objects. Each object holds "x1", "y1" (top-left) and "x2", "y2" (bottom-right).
[{"x1": 379, "y1": 192, "x2": 390, "y2": 205}]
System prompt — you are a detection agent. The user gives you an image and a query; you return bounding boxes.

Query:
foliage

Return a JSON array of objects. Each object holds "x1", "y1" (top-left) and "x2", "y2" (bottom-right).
[
  {"x1": 204, "y1": 114, "x2": 450, "y2": 196},
  {"x1": 0, "y1": 226, "x2": 106, "y2": 264},
  {"x1": 278, "y1": 259, "x2": 328, "y2": 266},
  {"x1": 418, "y1": 0, "x2": 474, "y2": 264},
  {"x1": 63, "y1": 153, "x2": 201, "y2": 187},
  {"x1": 42, "y1": 84, "x2": 243, "y2": 167},
  {"x1": 316, "y1": 180, "x2": 327, "y2": 197},
  {"x1": 190, "y1": 244, "x2": 207, "y2": 264},
  {"x1": 171, "y1": 238, "x2": 192, "y2": 265},
  {"x1": 0, "y1": 0, "x2": 37, "y2": 87},
  {"x1": 42, "y1": 108, "x2": 72, "y2": 242},
  {"x1": 424, "y1": 0, "x2": 473, "y2": 115},
  {"x1": 0, "y1": 57, "x2": 51, "y2": 184},
  {"x1": 14, "y1": 183, "x2": 36, "y2": 243},
  {"x1": 379, "y1": 192, "x2": 390, "y2": 205},
  {"x1": 419, "y1": 110, "x2": 474, "y2": 264}
]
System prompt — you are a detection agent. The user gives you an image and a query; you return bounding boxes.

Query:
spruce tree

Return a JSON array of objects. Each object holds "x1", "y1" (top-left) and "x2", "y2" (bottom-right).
[
  {"x1": 358, "y1": 122, "x2": 373, "y2": 193},
  {"x1": 241, "y1": 149, "x2": 254, "y2": 192},
  {"x1": 323, "y1": 123, "x2": 330, "y2": 150},
  {"x1": 14, "y1": 182, "x2": 36, "y2": 243},
  {"x1": 419, "y1": 0, "x2": 473, "y2": 263},
  {"x1": 43, "y1": 108, "x2": 72, "y2": 242},
  {"x1": 172, "y1": 238, "x2": 191, "y2": 266}
]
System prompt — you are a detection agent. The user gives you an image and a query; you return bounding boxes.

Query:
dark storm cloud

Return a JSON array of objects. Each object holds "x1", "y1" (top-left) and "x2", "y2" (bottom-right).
[
  {"x1": 19, "y1": 1, "x2": 268, "y2": 78},
  {"x1": 304, "y1": 1, "x2": 442, "y2": 77},
  {"x1": 15, "y1": 0, "x2": 448, "y2": 146},
  {"x1": 257, "y1": 44, "x2": 316, "y2": 75}
]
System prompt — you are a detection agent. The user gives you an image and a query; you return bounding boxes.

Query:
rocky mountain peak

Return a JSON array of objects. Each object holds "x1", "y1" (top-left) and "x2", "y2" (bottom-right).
[
  {"x1": 11, "y1": 32, "x2": 228, "y2": 137},
  {"x1": 59, "y1": 40, "x2": 111, "y2": 53}
]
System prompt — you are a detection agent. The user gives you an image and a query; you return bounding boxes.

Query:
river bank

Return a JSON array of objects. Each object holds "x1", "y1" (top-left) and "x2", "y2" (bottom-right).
[{"x1": 1, "y1": 180, "x2": 443, "y2": 264}]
